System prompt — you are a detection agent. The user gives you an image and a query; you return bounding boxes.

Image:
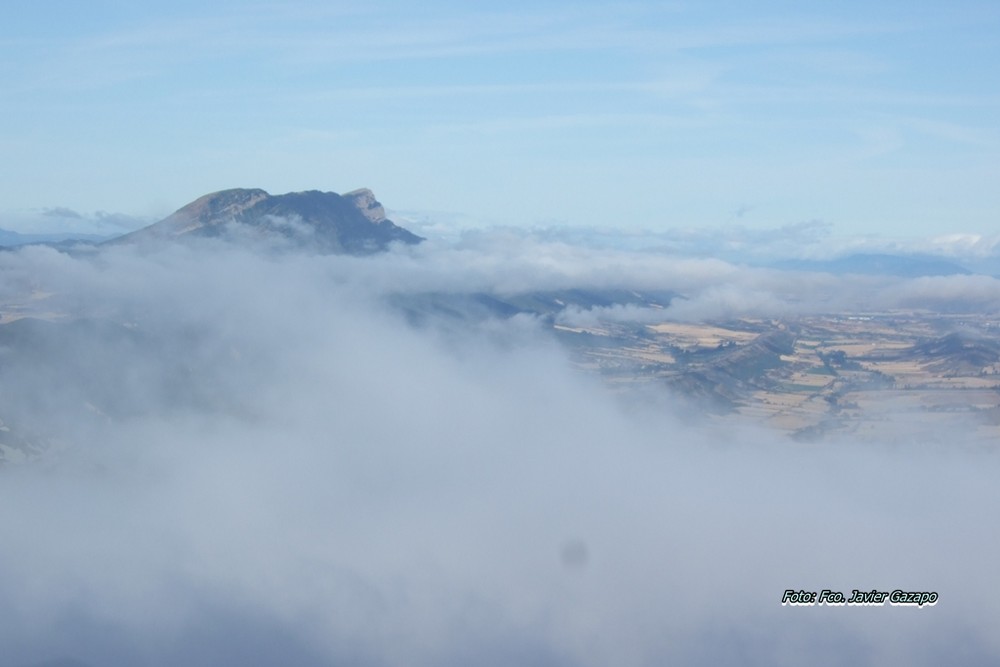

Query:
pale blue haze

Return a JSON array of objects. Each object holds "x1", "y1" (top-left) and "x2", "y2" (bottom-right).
[{"x1": 1, "y1": 0, "x2": 998, "y2": 237}]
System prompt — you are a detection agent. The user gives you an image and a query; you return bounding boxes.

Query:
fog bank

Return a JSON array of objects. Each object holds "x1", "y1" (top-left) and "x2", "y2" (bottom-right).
[{"x1": 0, "y1": 241, "x2": 997, "y2": 666}]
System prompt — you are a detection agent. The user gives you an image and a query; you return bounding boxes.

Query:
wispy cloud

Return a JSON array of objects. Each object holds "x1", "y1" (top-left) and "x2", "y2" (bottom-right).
[
  {"x1": 41, "y1": 206, "x2": 83, "y2": 219},
  {"x1": 2, "y1": 1, "x2": 998, "y2": 236},
  {"x1": 0, "y1": 4, "x2": 927, "y2": 94}
]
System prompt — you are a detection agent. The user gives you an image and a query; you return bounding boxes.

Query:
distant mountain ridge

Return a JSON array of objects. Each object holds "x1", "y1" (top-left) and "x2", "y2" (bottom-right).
[
  {"x1": 111, "y1": 188, "x2": 422, "y2": 254},
  {"x1": 773, "y1": 253, "x2": 970, "y2": 277},
  {"x1": 0, "y1": 228, "x2": 109, "y2": 247}
]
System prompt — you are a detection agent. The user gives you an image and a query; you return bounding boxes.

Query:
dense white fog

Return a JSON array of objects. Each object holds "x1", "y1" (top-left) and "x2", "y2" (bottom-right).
[{"x1": 1, "y1": 239, "x2": 999, "y2": 666}]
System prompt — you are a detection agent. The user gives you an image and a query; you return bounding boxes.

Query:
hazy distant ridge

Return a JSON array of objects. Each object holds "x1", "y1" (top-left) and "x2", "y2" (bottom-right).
[{"x1": 0, "y1": 228, "x2": 109, "y2": 247}]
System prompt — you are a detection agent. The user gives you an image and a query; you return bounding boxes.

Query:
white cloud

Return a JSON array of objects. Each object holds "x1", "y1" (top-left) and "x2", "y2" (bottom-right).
[{"x1": 0, "y1": 240, "x2": 998, "y2": 665}]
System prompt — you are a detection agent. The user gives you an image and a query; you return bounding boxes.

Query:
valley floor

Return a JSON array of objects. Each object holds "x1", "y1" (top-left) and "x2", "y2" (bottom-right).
[{"x1": 558, "y1": 311, "x2": 1000, "y2": 443}]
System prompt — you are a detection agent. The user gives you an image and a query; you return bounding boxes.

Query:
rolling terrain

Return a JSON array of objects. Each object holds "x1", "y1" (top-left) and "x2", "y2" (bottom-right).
[{"x1": 555, "y1": 310, "x2": 1000, "y2": 442}]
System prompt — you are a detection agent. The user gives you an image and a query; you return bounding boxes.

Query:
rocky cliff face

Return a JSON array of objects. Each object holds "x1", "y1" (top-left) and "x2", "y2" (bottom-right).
[
  {"x1": 343, "y1": 188, "x2": 388, "y2": 225},
  {"x1": 112, "y1": 188, "x2": 422, "y2": 254}
]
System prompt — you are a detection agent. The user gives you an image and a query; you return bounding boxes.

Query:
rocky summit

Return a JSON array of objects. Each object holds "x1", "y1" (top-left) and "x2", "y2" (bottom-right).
[{"x1": 111, "y1": 187, "x2": 422, "y2": 254}]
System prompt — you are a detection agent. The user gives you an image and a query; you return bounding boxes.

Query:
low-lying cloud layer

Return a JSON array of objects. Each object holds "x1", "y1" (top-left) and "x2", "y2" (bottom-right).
[{"x1": 1, "y1": 238, "x2": 998, "y2": 666}]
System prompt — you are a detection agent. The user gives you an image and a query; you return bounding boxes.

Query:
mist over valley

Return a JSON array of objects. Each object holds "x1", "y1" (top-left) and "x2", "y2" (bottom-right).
[{"x1": 1, "y1": 188, "x2": 999, "y2": 666}]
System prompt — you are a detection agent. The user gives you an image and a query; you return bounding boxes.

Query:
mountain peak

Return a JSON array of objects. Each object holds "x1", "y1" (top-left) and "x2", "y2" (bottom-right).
[
  {"x1": 343, "y1": 188, "x2": 388, "y2": 224},
  {"x1": 112, "y1": 188, "x2": 421, "y2": 254}
]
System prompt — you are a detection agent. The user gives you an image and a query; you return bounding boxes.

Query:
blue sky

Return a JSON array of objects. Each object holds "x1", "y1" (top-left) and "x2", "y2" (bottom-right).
[{"x1": 1, "y1": 0, "x2": 998, "y2": 238}]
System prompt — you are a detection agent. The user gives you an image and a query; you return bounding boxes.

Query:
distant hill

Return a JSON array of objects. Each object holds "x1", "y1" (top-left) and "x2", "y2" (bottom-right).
[
  {"x1": 913, "y1": 331, "x2": 1000, "y2": 376},
  {"x1": 110, "y1": 188, "x2": 422, "y2": 254},
  {"x1": 388, "y1": 288, "x2": 676, "y2": 326},
  {"x1": 773, "y1": 253, "x2": 971, "y2": 277},
  {"x1": 0, "y1": 227, "x2": 108, "y2": 247}
]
